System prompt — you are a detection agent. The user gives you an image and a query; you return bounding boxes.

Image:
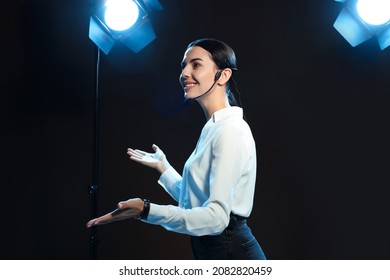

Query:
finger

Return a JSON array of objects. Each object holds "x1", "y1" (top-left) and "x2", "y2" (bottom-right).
[
  {"x1": 127, "y1": 149, "x2": 145, "y2": 158},
  {"x1": 117, "y1": 198, "x2": 140, "y2": 210},
  {"x1": 134, "y1": 149, "x2": 147, "y2": 156},
  {"x1": 129, "y1": 156, "x2": 148, "y2": 164},
  {"x1": 93, "y1": 211, "x2": 117, "y2": 224},
  {"x1": 86, "y1": 219, "x2": 96, "y2": 228},
  {"x1": 152, "y1": 144, "x2": 159, "y2": 152},
  {"x1": 127, "y1": 152, "x2": 143, "y2": 160},
  {"x1": 86, "y1": 218, "x2": 105, "y2": 228},
  {"x1": 117, "y1": 200, "x2": 135, "y2": 209},
  {"x1": 127, "y1": 152, "x2": 148, "y2": 162}
]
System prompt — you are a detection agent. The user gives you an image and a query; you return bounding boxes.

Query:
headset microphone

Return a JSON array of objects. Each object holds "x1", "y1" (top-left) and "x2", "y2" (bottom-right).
[
  {"x1": 214, "y1": 70, "x2": 222, "y2": 81},
  {"x1": 183, "y1": 70, "x2": 222, "y2": 104}
]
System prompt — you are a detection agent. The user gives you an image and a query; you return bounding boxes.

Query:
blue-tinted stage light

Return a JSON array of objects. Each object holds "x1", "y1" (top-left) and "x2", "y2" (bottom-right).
[
  {"x1": 104, "y1": 0, "x2": 140, "y2": 31},
  {"x1": 89, "y1": 0, "x2": 163, "y2": 54},
  {"x1": 333, "y1": 0, "x2": 390, "y2": 50},
  {"x1": 87, "y1": 0, "x2": 163, "y2": 260},
  {"x1": 357, "y1": 0, "x2": 390, "y2": 26}
]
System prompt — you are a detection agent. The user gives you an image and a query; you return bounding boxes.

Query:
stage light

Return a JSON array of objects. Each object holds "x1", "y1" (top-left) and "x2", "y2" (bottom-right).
[
  {"x1": 357, "y1": 0, "x2": 390, "y2": 25},
  {"x1": 87, "y1": 0, "x2": 163, "y2": 260},
  {"x1": 333, "y1": 0, "x2": 390, "y2": 50},
  {"x1": 89, "y1": 0, "x2": 163, "y2": 54},
  {"x1": 104, "y1": 0, "x2": 140, "y2": 31}
]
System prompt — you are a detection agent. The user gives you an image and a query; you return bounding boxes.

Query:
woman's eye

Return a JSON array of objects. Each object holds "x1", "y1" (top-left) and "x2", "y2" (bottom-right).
[{"x1": 193, "y1": 63, "x2": 200, "y2": 69}]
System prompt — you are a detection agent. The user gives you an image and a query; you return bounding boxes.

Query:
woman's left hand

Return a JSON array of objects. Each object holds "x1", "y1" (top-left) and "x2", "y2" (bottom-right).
[
  {"x1": 86, "y1": 198, "x2": 144, "y2": 228},
  {"x1": 127, "y1": 144, "x2": 170, "y2": 174}
]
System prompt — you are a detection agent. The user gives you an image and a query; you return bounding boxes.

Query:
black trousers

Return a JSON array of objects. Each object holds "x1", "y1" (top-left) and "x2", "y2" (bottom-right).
[{"x1": 190, "y1": 214, "x2": 266, "y2": 260}]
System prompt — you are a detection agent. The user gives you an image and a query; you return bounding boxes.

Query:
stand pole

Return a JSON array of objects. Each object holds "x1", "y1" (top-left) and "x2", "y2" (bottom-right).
[{"x1": 89, "y1": 48, "x2": 101, "y2": 260}]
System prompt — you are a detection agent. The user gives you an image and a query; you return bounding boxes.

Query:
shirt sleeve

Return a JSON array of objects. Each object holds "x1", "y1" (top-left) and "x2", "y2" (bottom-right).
[
  {"x1": 143, "y1": 125, "x2": 245, "y2": 236},
  {"x1": 143, "y1": 202, "x2": 230, "y2": 236},
  {"x1": 157, "y1": 166, "x2": 182, "y2": 202}
]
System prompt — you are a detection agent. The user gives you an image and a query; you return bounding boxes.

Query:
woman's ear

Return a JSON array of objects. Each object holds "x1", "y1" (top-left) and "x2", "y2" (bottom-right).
[{"x1": 217, "y1": 68, "x2": 233, "y2": 85}]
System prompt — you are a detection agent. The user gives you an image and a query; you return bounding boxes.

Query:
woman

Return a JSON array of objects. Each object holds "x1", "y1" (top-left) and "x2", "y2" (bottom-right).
[{"x1": 86, "y1": 38, "x2": 266, "y2": 260}]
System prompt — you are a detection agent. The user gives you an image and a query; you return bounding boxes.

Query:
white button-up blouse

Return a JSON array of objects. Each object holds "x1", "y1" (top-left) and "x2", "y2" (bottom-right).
[{"x1": 144, "y1": 106, "x2": 257, "y2": 236}]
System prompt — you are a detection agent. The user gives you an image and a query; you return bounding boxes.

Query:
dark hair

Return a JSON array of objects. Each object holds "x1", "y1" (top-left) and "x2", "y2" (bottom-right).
[{"x1": 187, "y1": 38, "x2": 241, "y2": 107}]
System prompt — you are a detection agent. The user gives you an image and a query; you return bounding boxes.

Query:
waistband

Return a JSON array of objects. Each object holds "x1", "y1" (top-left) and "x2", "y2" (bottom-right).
[{"x1": 227, "y1": 213, "x2": 247, "y2": 229}]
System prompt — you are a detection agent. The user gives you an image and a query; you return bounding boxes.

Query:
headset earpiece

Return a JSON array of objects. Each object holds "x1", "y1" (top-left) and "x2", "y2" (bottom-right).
[{"x1": 214, "y1": 71, "x2": 222, "y2": 81}]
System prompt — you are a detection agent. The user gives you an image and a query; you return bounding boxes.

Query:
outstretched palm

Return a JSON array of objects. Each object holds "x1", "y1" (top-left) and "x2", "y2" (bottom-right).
[
  {"x1": 86, "y1": 198, "x2": 143, "y2": 228},
  {"x1": 127, "y1": 144, "x2": 170, "y2": 173}
]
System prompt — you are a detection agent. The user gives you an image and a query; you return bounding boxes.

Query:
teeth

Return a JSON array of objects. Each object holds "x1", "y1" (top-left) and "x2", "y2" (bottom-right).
[{"x1": 184, "y1": 83, "x2": 196, "y2": 90}]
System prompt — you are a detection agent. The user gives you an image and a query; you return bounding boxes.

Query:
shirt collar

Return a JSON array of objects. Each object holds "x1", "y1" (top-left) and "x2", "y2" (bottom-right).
[{"x1": 211, "y1": 106, "x2": 243, "y2": 123}]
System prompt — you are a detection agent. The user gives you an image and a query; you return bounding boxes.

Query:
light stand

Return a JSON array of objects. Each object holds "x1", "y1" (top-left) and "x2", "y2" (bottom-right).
[
  {"x1": 88, "y1": 47, "x2": 102, "y2": 260},
  {"x1": 87, "y1": 0, "x2": 162, "y2": 259}
]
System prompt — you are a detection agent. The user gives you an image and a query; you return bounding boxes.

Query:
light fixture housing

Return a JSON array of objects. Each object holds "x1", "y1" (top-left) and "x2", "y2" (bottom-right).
[
  {"x1": 89, "y1": 0, "x2": 163, "y2": 54},
  {"x1": 333, "y1": 0, "x2": 390, "y2": 50}
]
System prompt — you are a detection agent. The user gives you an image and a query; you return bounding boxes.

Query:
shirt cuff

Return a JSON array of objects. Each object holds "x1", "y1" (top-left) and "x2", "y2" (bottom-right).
[{"x1": 157, "y1": 166, "x2": 181, "y2": 189}]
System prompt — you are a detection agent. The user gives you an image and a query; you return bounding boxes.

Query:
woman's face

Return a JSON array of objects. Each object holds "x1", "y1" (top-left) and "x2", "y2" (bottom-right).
[{"x1": 179, "y1": 46, "x2": 218, "y2": 100}]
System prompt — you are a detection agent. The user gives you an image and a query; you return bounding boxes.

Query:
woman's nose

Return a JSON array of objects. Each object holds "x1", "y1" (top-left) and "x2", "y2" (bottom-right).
[
  {"x1": 181, "y1": 65, "x2": 191, "y2": 78},
  {"x1": 181, "y1": 71, "x2": 188, "y2": 79},
  {"x1": 179, "y1": 71, "x2": 189, "y2": 84},
  {"x1": 179, "y1": 73, "x2": 186, "y2": 85}
]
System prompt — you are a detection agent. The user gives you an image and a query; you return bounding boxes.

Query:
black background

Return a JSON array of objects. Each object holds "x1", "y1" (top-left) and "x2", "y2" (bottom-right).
[{"x1": 4, "y1": 0, "x2": 390, "y2": 259}]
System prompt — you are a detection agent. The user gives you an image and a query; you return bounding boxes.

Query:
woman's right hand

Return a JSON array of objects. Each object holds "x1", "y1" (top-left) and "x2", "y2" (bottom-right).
[
  {"x1": 86, "y1": 198, "x2": 144, "y2": 228},
  {"x1": 127, "y1": 144, "x2": 171, "y2": 174}
]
